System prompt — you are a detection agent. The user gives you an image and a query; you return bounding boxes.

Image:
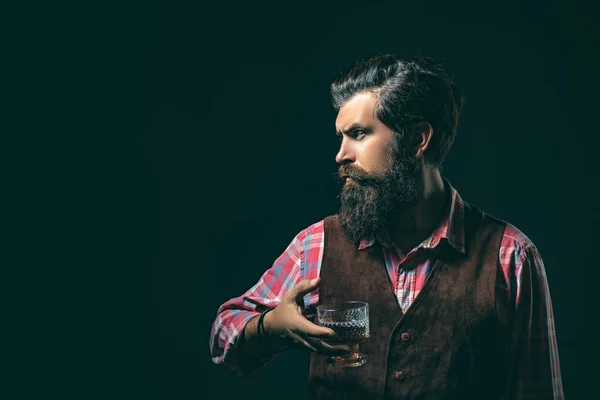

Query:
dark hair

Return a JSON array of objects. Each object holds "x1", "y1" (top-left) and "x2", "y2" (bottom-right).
[{"x1": 331, "y1": 55, "x2": 464, "y2": 168}]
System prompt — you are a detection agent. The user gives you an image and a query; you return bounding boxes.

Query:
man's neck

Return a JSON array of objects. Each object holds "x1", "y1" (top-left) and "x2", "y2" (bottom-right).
[{"x1": 387, "y1": 168, "x2": 447, "y2": 253}]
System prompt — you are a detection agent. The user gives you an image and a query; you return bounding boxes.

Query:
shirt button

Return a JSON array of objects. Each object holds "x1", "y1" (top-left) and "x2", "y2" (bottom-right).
[
  {"x1": 394, "y1": 370, "x2": 405, "y2": 380},
  {"x1": 401, "y1": 332, "x2": 411, "y2": 342}
]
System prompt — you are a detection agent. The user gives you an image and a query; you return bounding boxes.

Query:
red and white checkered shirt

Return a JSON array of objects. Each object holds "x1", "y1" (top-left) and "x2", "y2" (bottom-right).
[{"x1": 210, "y1": 181, "x2": 564, "y2": 398}]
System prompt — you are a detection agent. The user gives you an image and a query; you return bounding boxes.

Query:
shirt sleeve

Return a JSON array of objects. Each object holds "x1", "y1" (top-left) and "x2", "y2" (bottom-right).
[
  {"x1": 508, "y1": 244, "x2": 564, "y2": 399},
  {"x1": 208, "y1": 228, "x2": 311, "y2": 373}
]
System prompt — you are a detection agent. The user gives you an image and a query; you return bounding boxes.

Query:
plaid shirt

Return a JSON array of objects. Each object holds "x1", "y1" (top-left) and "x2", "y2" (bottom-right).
[{"x1": 209, "y1": 181, "x2": 564, "y2": 398}]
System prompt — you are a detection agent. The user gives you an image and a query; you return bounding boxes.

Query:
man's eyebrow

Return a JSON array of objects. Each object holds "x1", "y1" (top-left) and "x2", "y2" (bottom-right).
[{"x1": 335, "y1": 123, "x2": 370, "y2": 136}]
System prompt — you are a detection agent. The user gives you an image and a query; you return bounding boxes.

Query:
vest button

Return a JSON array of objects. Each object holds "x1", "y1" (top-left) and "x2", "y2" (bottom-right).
[
  {"x1": 394, "y1": 370, "x2": 405, "y2": 380},
  {"x1": 401, "y1": 332, "x2": 411, "y2": 342}
]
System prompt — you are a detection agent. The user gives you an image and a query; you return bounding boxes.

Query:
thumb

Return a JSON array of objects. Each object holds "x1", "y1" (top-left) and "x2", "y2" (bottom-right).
[{"x1": 290, "y1": 278, "x2": 321, "y2": 301}]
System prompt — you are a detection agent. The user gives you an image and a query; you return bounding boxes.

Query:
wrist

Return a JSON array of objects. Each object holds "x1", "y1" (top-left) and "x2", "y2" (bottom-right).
[
  {"x1": 258, "y1": 309, "x2": 289, "y2": 352},
  {"x1": 262, "y1": 308, "x2": 276, "y2": 336}
]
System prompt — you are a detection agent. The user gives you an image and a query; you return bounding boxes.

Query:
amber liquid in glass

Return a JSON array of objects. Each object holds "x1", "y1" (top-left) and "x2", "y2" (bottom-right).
[{"x1": 319, "y1": 320, "x2": 369, "y2": 367}]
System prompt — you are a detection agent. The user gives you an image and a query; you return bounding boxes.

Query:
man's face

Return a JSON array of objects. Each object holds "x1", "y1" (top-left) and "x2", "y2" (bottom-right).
[{"x1": 335, "y1": 93, "x2": 423, "y2": 243}]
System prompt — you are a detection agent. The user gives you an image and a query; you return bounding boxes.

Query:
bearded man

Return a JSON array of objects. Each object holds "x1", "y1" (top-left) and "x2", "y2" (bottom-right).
[{"x1": 209, "y1": 55, "x2": 564, "y2": 399}]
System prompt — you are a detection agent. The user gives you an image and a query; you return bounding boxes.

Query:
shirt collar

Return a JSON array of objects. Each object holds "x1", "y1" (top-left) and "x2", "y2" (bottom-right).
[{"x1": 357, "y1": 178, "x2": 466, "y2": 255}]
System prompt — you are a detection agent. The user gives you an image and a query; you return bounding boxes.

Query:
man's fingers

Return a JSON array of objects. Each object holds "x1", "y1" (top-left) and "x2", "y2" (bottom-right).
[
  {"x1": 303, "y1": 336, "x2": 353, "y2": 356},
  {"x1": 317, "y1": 340, "x2": 353, "y2": 356},
  {"x1": 294, "y1": 316, "x2": 336, "y2": 339},
  {"x1": 289, "y1": 332, "x2": 318, "y2": 353},
  {"x1": 289, "y1": 333, "x2": 350, "y2": 356},
  {"x1": 285, "y1": 278, "x2": 321, "y2": 303}
]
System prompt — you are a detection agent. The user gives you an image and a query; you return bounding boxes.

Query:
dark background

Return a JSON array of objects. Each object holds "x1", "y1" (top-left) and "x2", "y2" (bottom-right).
[{"x1": 8, "y1": 0, "x2": 599, "y2": 399}]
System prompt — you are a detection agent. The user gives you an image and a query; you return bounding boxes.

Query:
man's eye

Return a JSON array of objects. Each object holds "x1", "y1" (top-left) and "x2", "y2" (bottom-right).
[{"x1": 354, "y1": 131, "x2": 366, "y2": 140}]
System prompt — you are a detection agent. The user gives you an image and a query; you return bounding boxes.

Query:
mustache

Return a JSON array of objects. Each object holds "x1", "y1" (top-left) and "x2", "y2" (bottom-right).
[{"x1": 336, "y1": 164, "x2": 377, "y2": 183}]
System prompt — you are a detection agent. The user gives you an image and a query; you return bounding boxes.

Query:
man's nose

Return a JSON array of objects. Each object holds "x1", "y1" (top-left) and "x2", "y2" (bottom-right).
[{"x1": 335, "y1": 140, "x2": 355, "y2": 164}]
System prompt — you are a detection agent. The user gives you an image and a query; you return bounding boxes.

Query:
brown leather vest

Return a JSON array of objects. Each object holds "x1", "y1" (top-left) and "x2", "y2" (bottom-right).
[{"x1": 308, "y1": 204, "x2": 510, "y2": 399}]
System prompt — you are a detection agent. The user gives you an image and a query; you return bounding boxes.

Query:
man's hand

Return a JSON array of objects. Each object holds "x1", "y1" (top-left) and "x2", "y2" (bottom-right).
[{"x1": 263, "y1": 277, "x2": 351, "y2": 356}]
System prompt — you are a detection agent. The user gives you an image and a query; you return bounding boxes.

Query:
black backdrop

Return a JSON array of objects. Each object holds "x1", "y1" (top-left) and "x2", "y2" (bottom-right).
[{"x1": 10, "y1": 0, "x2": 599, "y2": 399}]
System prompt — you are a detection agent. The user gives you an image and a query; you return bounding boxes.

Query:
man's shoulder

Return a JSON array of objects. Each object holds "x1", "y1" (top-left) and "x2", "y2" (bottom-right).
[
  {"x1": 500, "y1": 221, "x2": 536, "y2": 250},
  {"x1": 467, "y1": 202, "x2": 537, "y2": 251},
  {"x1": 473, "y1": 207, "x2": 544, "y2": 271},
  {"x1": 295, "y1": 218, "x2": 329, "y2": 242}
]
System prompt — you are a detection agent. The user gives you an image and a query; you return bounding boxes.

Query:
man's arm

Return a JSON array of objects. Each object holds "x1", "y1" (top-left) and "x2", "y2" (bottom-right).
[
  {"x1": 208, "y1": 231, "x2": 308, "y2": 374},
  {"x1": 209, "y1": 222, "x2": 348, "y2": 376},
  {"x1": 507, "y1": 245, "x2": 564, "y2": 399},
  {"x1": 226, "y1": 278, "x2": 348, "y2": 376}
]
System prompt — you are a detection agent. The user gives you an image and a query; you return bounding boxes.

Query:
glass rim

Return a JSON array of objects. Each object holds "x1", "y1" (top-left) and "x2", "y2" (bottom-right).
[{"x1": 316, "y1": 301, "x2": 368, "y2": 312}]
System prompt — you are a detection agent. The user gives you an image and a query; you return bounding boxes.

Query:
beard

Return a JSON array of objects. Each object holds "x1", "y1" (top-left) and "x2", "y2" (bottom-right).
[{"x1": 337, "y1": 145, "x2": 423, "y2": 244}]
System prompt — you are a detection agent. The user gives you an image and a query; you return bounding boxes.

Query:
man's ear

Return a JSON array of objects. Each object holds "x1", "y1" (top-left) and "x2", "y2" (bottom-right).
[{"x1": 410, "y1": 121, "x2": 434, "y2": 159}]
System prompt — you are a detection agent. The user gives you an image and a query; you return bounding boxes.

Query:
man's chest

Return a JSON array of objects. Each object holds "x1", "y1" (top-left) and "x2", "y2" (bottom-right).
[{"x1": 382, "y1": 247, "x2": 436, "y2": 312}]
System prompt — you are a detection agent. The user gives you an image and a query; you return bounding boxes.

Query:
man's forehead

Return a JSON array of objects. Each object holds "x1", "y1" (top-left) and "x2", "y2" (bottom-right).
[{"x1": 335, "y1": 92, "x2": 379, "y2": 130}]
